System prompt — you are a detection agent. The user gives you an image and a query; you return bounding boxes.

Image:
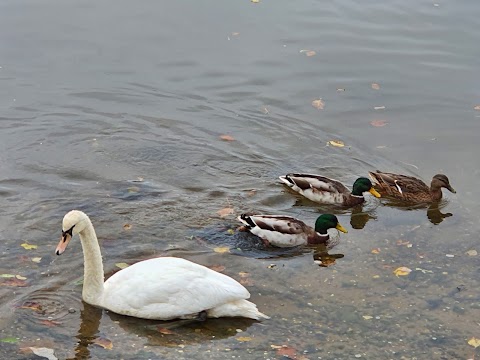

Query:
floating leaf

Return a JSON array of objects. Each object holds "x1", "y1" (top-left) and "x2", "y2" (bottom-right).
[
  {"x1": 327, "y1": 140, "x2": 345, "y2": 148},
  {"x1": 374, "y1": 106, "x2": 385, "y2": 110},
  {"x1": 371, "y1": 248, "x2": 381, "y2": 254},
  {"x1": 18, "y1": 301, "x2": 42, "y2": 311},
  {"x1": 16, "y1": 275, "x2": 27, "y2": 280},
  {"x1": 213, "y1": 247, "x2": 230, "y2": 254},
  {"x1": 300, "y1": 49, "x2": 316, "y2": 57},
  {"x1": 216, "y1": 207, "x2": 234, "y2": 217},
  {"x1": 311, "y1": 99, "x2": 325, "y2": 110},
  {"x1": 219, "y1": 134, "x2": 235, "y2": 141},
  {"x1": 371, "y1": 83, "x2": 380, "y2": 90},
  {"x1": 31, "y1": 257, "x2": 42, "y2": 263},
  {"x1": 0, "y1": 274, "x2": 15, "y2": 278},
  {"x1": 0, "y1": 278, "x2": 27, "y2": 287},
  {"x1": 123, "y1": 223, "x2": 132, "y2": 231},
  {"x1": 363, "y1": 315, "x2": 373, "y2": 320},
  {"x1": 0, "y1": 337, "x2": 18, "y2": 343},
  {"x1": 115, "y1": 263, "x2": 129, "y2": 269},
  {"x1": 251, "y1": 0, "x2": 260, "y2": 3},
  {"x1": 336, "y1": 88, "x2": 346, "y2": 92},
  {"x1": 396, "y1": 240, "x2": 411, "y2": 247},
  {"x1": 93, "y1": 337, "x2": 113, "y2": 350},
  {"x1": 227, "y1": 229, "x2": 235, "y2": 235},
  {"x1": 28, "y1": 347, "x2": 58, "y2": 360},
  {"x1": 468, "y1": 337, "x2": 480, "y2": 348},
  {"x1": 393, "y1": 267, "x2": 412, "y2": 277},
  {"x1": 267, "y1": 264, "x2": 276, "y2": 269},
  {"x1": 236, "y1": 336, "x2": 252, "y2": 342},
  {"x1": 21, "y1": 243, "x2": 37, "y2": 250},
  {"x1": 157, "y1": 327, "x2": 175, "y2": 335},
  {"x1": 370, "y1": 120, "x2": 387, "y2": 127},
  {"x1": 466, "y1": 249, "x2": 477, "y2": 256}
]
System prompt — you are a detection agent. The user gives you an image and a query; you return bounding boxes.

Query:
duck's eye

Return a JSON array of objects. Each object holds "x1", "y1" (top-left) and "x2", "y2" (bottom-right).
[{"x1": 61, "y1": 225, "x2": 75, "y2": 241}]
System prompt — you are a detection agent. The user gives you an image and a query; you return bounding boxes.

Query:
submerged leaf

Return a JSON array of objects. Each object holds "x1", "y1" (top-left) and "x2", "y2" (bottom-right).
[
  {"x1": 276, "y1": 345, "x2": 297, "y2": 358},
  {"x1": 115, "y1": 263, "x2": 130, "y2": 269},
  {"x1": 300, "y1": 49, "x2": 316, "y2": 57},
  {"x1": 213, "y1": 247, "x2": 231, "y2": 254},
  {"x1": 157, "y1": 327, "x2": 175, "y2": 335},
  {"x1": 311, "y1": 99, "x2": 325, "y2": 110},
  {"x1": 216, "y1": 207, "x2": 234, "y2": 218},
  {"x1": 208, "y1": 265, "x2": 226, "y2": 272},
  {"x1": 466, "y1": 249, "x2": 477, "y2": 256},
  {"x1": 236, "y1": 336, "x2": 252, "y2": 342},
  {"x1": 31, "y1": 257, "x2": 42, "y2": 263},
  {"x1": 21, "y1": 243, "x2": 37, "y2": 250},
  {"x1": 370, "y1": 120, "x2": 387, "y2": 127},
  {"x1": 93, "y1": 337, "x2": 113, "y2": 350},
  {"x1": 393, "y1": 267, "x2": 412, "y2": 277},
  {"x1": 0, "y1": 278, "x2": 27, "y2": 287},
  {"x1": 40, "y1": 320, "x2": 62, "y2": 327}
]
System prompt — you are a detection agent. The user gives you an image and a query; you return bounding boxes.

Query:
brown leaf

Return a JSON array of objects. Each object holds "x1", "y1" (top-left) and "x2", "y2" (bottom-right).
[
  {"x1": 0, "y1": 278, "x2": 27, "y2": 287},
  {"x1": 93, "y1": 337, "x2": 113, "y2": 350},
  {"x1": 123, "y1": 223, "x2": 132, "y2": 231},
  {"x1": 18, "y1": 301, "x2": 42, "y2": 311},
  {"x1": 371, "y1": 248, "x2": 381, "y2": 254},
  {"x1": 327, "y1": 140, "x2": 345, "y2": 147},
  {"x1": 393, "y1": 266, "x2": 412, "y2": 277},
  {"x1": 371, "y1": 83, "x2": 380, "y2": 90},
  {"x1": 311, "y1": 99, "x2": 325, "y2": 110},
  {"x1": 276, "y1": 345, "x2": 297, "y2": 359},
  {"x1": 219, "y1": 135, "x2": 235, "y2": 141},
  {"x1": 236, "y1": 336, "x2": 252, "y2": 342},
  {"x1": 370, "y1": 120, "x2": 387, "y2": 127},
  {"x1": 40, "y1": 319, "x2": 62, "y2": 327},
  {"x1": 157, "y1": 327, "x2": 175, "y2": 335},
  {"x1": 208, "y1": 265, "x2": 226, "y2": 272},
  {"x1": 216, "y1": 207, "x2": 234, "y2": 217}
]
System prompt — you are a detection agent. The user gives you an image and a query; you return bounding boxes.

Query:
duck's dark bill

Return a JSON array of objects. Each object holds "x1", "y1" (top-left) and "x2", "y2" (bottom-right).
[{"x1": 56, "y1": 233, "x2": 71, "y2": 255}]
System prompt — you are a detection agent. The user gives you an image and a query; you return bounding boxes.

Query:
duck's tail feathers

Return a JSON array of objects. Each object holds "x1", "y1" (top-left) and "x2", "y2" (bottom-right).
[
  {"x1": 237, "y1": 214, "x2": 256, "y2": 229},
  {"x1": 279, "y1": 174, "x2": 295, "y2": 187}
]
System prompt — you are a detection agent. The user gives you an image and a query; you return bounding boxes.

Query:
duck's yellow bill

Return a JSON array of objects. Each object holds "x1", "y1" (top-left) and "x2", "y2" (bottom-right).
[
  {"x1": 369, "y1": 188, "x2": 381, "y2": 198},
  {"x1": 336, "y1": 223, "x2": 348, "y2": 233}
]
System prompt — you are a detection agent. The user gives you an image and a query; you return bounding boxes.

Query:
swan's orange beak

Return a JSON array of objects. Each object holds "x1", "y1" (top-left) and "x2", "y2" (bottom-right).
[{"x1": 56, "y1": 233, "x2": 71, "y2": 255}]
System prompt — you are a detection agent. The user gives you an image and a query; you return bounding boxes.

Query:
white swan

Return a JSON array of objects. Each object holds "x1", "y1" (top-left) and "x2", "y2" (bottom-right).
[{"x1": 55, "y1": 210, "x2": 268, "y2": 321}]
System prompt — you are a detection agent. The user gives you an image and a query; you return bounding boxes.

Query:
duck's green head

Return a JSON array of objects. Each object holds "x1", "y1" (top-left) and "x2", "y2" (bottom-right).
[
  {"x1": 314, "y1": 214, "x2": 348, "y2": 235},
  {"x1": 352, "y1": 177, "x2": 381, "y2": 197}
]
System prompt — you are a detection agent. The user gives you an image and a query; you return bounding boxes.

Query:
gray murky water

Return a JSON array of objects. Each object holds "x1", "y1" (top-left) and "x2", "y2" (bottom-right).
[{"x1": 1, "y1": 0, "x2": 479, "y2": 359}]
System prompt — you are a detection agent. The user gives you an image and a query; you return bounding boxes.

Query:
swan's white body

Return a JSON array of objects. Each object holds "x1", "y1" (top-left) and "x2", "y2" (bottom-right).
[{"x1": 56, "y1": 210, "x2": 268, "y2": 321}]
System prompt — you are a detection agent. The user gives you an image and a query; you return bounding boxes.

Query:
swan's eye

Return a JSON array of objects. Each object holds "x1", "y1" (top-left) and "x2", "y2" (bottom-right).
[{"x1": 62, "y1": 225, "x2": 75, "y2": 241}]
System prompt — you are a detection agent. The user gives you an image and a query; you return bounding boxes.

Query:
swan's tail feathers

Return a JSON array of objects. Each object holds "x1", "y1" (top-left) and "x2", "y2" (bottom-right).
[
  {"x1": 237, "y1": 214, "x2": 256, "y2": 229},
  {"x1": 208, "y1": 300, "x2": 269, "y2": 320}
]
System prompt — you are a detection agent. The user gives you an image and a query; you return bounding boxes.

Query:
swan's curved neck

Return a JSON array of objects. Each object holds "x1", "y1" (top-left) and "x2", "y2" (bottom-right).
[{"x1": 78, "y1": 218, "x2": 104, "y2": 306}]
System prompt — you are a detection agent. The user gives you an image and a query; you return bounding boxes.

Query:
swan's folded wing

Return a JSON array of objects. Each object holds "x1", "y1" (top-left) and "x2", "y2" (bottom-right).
[{"x1": 103, "y1": 257, "x2": 250, "y2": 319}]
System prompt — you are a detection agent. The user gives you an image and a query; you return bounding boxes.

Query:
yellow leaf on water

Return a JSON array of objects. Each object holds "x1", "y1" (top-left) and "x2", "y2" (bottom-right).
[
  {"x1": 371, "y1": 248, "x2": 381, "y2": 254},
  {"x1": 236, "y1": 336, "x2": 252, "y2": 342},
  {"x1": 468, "y1": 337, "x2": 480, "y2": 348},
  {"x1": 31, "y1": 257, "x2": 42, "y2": 263},
  {"x1": 216, "y1": 207, "x2": 234, "y2": 217},
  {"x1": 21, "y1": 243, "x2": 37, "y2": 250},
  {"x1": 327, "y1": 140, "x2": 345, "y2": 147},
  {"x1": 371, "y1": 83, "x2": 380, "y2": 90},
  {"x1": 0, "y1": 274, "x2": 15, "y2": 278},
  {"x1": 16, "y1": 275, "x2": 27, "y2": 280},
  {"x1": 213, "y1": 247, "x2": 231, "y2": 254},
  {"x1": 363, "y1": 315, "x2": 373, "y2": 320},
  {"x1": 227, "y1": 229, "x2": 235, "y2": 235},
  {"x1": 115, "y1": 263, "x2": 129, "y2": 269},
  {"x1": 311, "y1": 99, "x2": 325, "y2": 110},
  {"x1": 251, "y1": 0, "x2": 260, "y2": 3},
  {"x1": 394, "y1": 266, "x2": 412, "y2": 277},
  {"x1": 93, "y1": 337, "x2": 113, "y2": 350}
]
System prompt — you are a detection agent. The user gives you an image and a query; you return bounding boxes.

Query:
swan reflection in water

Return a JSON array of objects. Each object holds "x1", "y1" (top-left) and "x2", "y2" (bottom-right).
[{"x1": 69, "y1": 301, "x2": 257, "y2": 359}]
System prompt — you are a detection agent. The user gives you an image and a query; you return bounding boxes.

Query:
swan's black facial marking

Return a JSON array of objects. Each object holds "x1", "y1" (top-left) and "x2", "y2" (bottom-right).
[{"x1": 62, "y1": 225, "x2": 75, "y2": 242}]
